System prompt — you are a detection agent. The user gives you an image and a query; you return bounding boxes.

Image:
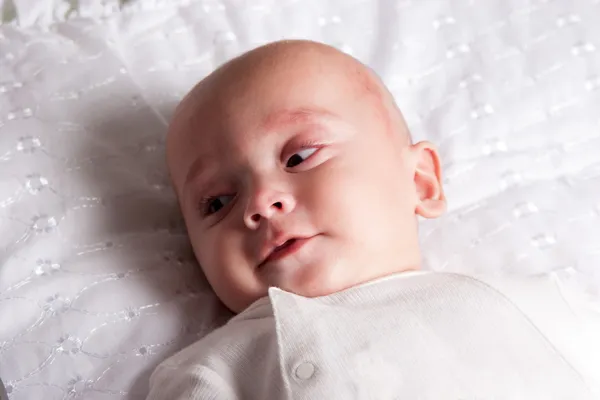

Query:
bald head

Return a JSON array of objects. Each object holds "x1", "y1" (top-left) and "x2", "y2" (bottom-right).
[
  {"x1": 176, "y1": 40, "x2": 384, "y2": 118},
  {"x1": 168, "y1": 40, "x2": 410, "y2": 168}
]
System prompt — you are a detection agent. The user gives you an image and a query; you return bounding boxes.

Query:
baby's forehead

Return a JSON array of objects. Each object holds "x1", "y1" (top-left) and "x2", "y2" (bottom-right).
[
  {"x1": 179, "y1": 76, "x2": 354, "y2": 137},
  {"x1": 190, "y1": 104, "x2": 341, "y2": 154},
  {"x1": 174, "y1": 87, "x2": 389, "y2": 170},
  {"x1": 175, "y1": 103, "x2": 346, "y2": 176},
  {"x1": 169, "y1": 61, "x2": 394, "y2": 168}
]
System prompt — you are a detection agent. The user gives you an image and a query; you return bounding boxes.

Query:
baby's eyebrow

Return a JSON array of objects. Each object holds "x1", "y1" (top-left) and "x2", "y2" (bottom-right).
[
  {"x1": 260, "y1": 107, "x2": 336, "y2": 131},
  {"x1": 184, "y1": 156, "x2": 210, "y2": 192}
]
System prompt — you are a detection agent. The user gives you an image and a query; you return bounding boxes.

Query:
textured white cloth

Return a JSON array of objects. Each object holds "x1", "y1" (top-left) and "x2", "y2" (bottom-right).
[
  {"x1": 2, "y1": 1, "x2": 600, "y2": 398},
  {"x1": 146, "y1": 272, "x2": 600, "y2": 399}
]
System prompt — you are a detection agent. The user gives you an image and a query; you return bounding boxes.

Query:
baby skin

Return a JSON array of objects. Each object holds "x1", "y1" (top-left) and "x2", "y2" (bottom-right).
[
  {"x1": 165, "y1": 39, "x2": 445, "y2": 313},
  {"x1": 147, "y1": 41, "x2": 599, "y2": 399}
]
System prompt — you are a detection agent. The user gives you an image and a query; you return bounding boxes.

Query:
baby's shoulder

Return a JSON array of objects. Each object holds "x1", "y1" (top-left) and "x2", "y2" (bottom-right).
[
  {"x1": 147, "y1": 299, "x2": 287, "y2": 399},
  {"x1": 159, "y1": 299, "x2": 275, "y2": 371}
]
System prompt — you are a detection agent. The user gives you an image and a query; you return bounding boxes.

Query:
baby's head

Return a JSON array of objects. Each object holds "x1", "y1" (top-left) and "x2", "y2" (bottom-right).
[{"x1": 167, "y1": 40, "x2": 445, "y2": 313}]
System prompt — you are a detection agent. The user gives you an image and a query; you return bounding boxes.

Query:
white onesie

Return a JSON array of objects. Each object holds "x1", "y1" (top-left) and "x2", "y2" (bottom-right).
[{"x1": 146, "y1": 271, "x2": 600, "y2": 399}]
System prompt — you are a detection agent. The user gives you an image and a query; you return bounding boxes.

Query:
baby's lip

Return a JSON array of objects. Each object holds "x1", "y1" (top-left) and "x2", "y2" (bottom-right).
[{"x1": 257, "y1": 234, "x2": 313, "y2": 268}]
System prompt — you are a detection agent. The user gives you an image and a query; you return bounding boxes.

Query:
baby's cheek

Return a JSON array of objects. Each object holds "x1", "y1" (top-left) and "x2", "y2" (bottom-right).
[
  {"x1": 186, "y1": 222, "x2": 218, "y2": 266},
  {"x1": 191, "y1": 231, "x2": 232, "y2": 288},
  {"x1": 307, "y1": 164, "x2": 372, "y2": 226}
]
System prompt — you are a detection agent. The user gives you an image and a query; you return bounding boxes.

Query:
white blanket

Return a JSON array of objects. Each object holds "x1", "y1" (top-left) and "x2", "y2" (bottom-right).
[{"x1": 1, "y1": 0, "x2": 599, "y2": 399}]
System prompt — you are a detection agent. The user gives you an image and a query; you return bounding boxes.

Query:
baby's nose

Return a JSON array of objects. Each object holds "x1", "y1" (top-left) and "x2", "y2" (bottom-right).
[{"x1": 243, "y1": 190, "x2": 295, "y2": 228}]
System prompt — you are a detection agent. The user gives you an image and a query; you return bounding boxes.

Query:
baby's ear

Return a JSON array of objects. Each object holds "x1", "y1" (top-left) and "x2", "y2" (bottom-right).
[{"x1": 411, "y1": 141, "x2": 446, "y2": 218}]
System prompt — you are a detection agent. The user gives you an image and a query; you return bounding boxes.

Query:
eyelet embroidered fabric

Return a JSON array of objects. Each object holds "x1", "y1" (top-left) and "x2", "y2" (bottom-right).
[{"x1": 1, "y1": 0, "x2": 599, "y2": 399}]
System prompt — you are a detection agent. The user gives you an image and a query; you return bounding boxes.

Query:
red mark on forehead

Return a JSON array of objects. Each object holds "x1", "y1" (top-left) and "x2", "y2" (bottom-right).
[
  {"x1": 260, "y1": 107, "x2": 336, "y2": 131},
  {"x1": 354, "y1": 65, "x2": 381, "y2": 98},
  {"x1": 351, "y1": 66, "x2": 394, "y2": 138}
]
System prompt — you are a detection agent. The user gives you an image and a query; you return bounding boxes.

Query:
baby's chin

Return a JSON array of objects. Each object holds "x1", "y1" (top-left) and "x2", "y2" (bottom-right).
[
  {"x1": 261, "y1": 261, "x2": 419, "y2": 301},
  {"x1": 260, "y1": 261, "x2": 367, "y2": 299}
]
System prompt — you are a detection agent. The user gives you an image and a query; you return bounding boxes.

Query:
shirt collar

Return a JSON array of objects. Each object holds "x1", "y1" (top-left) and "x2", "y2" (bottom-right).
[{"x1": 229, "y1": 270, "x2": 433, "y2": 323}]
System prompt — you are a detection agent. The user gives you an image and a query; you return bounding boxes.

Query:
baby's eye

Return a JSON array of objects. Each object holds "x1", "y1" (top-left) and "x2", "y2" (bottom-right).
[
  {"x1": 202, "y1": 195, "x2": 234, "y2": 216},
  {"x1": 286, "y1": 148, "x2": 318, "y2": 168}
]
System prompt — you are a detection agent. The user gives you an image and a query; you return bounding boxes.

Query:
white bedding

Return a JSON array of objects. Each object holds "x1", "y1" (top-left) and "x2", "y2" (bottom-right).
[{"x1": 1, "y1": 0, "x2": 599, "y2": 398}]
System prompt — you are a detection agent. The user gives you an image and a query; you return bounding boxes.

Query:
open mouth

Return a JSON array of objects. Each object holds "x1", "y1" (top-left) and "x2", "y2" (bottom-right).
[
  {"x1": 273, "y1": 239, "x2": 296, "y2": 253},
  {"x1": 260, "y1": 237, "x2": 310, "y2": 267},
  {"x1": 265, "y1": 239, "x2": 297, "y2": 262}
]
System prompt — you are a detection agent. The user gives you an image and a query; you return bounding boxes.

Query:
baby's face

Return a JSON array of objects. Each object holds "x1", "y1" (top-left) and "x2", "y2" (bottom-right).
[{"x1": 168, "y1": 42, "x2": 445, "y2": 312}]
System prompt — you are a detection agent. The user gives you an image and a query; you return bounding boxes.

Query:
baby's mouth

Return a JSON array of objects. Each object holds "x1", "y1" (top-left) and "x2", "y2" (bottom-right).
[
  {"x1": 273, "y1": 239, "x2": 296, "y2": 253},
  {"x1": 262, "y1": 239, "x2": 297, "y2": 264},
  {"x1": 259, "y1": 237, "x2": 310, "y2": 269}
]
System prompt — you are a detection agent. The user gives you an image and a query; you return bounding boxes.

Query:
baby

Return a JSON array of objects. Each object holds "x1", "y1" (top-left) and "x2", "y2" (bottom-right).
[{"x1": 147, "y1": 40, "x2": 599, "y2": 399}]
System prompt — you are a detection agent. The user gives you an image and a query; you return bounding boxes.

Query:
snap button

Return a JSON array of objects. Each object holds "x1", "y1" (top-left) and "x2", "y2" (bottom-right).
[{"x1": 294, "y1": 362, "x2": 315, "y2": 380}]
